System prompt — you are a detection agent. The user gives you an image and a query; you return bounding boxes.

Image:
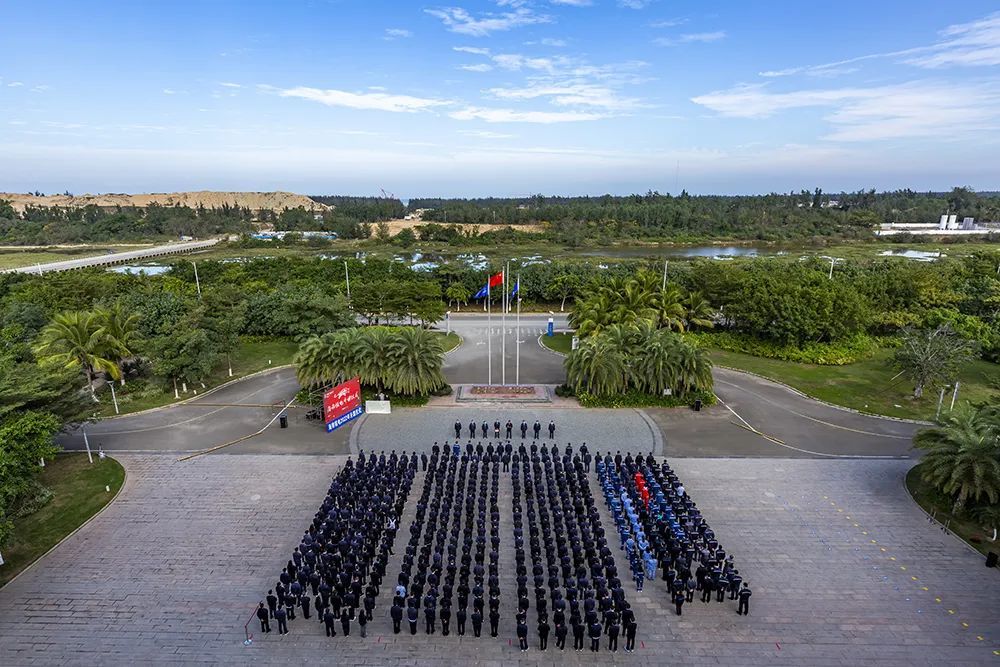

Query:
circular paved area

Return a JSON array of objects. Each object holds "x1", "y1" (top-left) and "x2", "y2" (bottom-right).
[{"x1": 0, "y1": 454, "x2": 996, "y2": 665}]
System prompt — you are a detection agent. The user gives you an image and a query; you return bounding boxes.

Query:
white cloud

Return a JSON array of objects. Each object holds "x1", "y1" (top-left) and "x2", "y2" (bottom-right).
[
  {"x1": 760, "y1": 11, "x2": 1000, "y2": 77},
  {"x1": 163, "y1": 88, "x2": 177, "y2": 95},
  {"x1": 459, "y1": 63, "x2": 494, "y2": 72},
  {"x1": 540, "y1": 38, "x2": 567, "y2": 47},
  {"x1": 551, "y1": 0, "x2": 592, "y2": 6},
  {"x1": 655, "y1": 31, "x2": 726, "y2": 46},
  {"x1": 426, "y1": 6, "x2": 550, "y2": 36},
  {"x1": 454, "y1": 46, "x2": 492, "y2": 55},
  {"x1": 618, "y1": 0, "x2": 651, "y2": 8},
  {"x1": 459, "y1": 129, "x2": 516, "y2": 139},
  {"x1": 8, "y1": 82, "x2": 24, "y2": 87},
  {"x1": 384, "y1": 28, "x2": 413, "y2": 40},
  {"x1": 449, "y1": 106, "x2": 608, "y2": 123},
  {"x1": 275, "y1": 86, "x2": 450, "y2": 113},
  {"x1": 486, "y1": 83, "x2": 642, "y2": 111},
  {"x1": 649, "y1": 18, "x2": 687, "y2": 28},
  {"x1": 219, "y1": 82, "x2": 242, "y2": 88},
  {"x1": 691, "y1": 80, "x2": 1000, "y2": 142}
]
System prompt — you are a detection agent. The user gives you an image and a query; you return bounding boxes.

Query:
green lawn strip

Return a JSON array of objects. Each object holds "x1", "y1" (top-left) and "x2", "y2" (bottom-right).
[
  {"x1": 0, "y1": 453, "x2": 126, "y2": 588},
  {"x1": 708, "y1": 347, "x2": 998, "y2": 421},
  {"x1": 540, "y1": 332, "x2": 573, "y2": 355},
  {"x1": 435, "y1": 331, "x2": 461, "y2": 353},
  {"x1": 93, "y1": 338, "x2": 300, "y2": 418},
  {"x1": 905, "y1": 464, "x2": 997, "y2": 557}
]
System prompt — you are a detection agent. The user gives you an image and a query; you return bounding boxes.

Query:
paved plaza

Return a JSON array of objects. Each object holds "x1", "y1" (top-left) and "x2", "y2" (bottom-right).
[{"x1": 1, "y1": 453, "x2": 997, "y2": 665}]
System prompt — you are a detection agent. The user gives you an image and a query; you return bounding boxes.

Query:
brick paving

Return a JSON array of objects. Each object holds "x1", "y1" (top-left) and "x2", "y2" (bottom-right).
[{"x1": 0, "y1": 454, "x2": 998, "y2": 665}]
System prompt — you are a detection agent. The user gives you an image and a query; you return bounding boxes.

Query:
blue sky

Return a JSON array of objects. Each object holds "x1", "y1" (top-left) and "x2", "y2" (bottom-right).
[{"x1": 2, "y1": 0, "x2": 999, "y2": 197}]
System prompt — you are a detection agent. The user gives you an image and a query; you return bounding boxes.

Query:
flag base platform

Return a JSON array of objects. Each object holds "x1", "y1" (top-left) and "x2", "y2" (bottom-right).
[{"x1": 456, "y1": 384, "x2": 552, "y2": 403}]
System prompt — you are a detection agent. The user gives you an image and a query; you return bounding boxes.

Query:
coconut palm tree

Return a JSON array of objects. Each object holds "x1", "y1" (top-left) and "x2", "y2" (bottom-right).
[
  {"x1": 565, "y1": 336, "x2": 626, "y2": 396},
  {"x1": 95, "y1": 303, "x2": 140, "y2": 385},
  {"x1": 385, "y1": 326, "x2": 446, "y2": 396},
  {"x1": 675, "y1": 343, "x2": 714, "y2": 396},
  {"x1": 684, "y1": 291, "x2": 715, "y2": 330},
  {"x1": 35, "y1": 310, "x2": 120, "y2": 400},
  {"x1": 610, "y1": 280, "x2": 657, "y2": 327},
  {"x1": 655, "y1": 285, "x2": 687, "y2": 332},
  {"x1": 633, "y1": 330, "x2": 682, "y2": 395},
  {"x1": 295, "y1": 330, "x2": 351, "y2": 388},
  {"x1": 915, "y1": 405, "x2": 1000, "y2": 514},
  {"x1": 354, "y1": 326, "x2": 393, "y2": 392},
  {"x1": 571, "y1": 292, "x2": 613, "y2": 338}
]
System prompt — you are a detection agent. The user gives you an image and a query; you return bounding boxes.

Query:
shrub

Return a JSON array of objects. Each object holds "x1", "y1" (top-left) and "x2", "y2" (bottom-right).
[
  {"x1": 576, "y1": 389, "x2": 716, "y2": 409},
  {"x1": 554, "y1": 383, "x2": 575, "y2": 398},
  {"x1": 688, "y1": 331, "x2": 880, "y2": 365}
]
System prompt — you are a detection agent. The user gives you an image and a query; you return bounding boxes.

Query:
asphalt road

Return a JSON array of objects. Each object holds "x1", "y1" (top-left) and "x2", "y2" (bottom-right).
[
  {"x1": 1, "y1": 238, "x2": 218, "y2": 274},
  {"x1": 61, "y1": 315, "x2": 920, "y2": 459},
  {"x1": 443, "y1": 312, "x2": 569, "y2": 385}
]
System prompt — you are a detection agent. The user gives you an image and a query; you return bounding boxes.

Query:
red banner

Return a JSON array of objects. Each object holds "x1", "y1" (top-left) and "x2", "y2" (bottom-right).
[{"x1": 323, "y1": 377, "x2": 363, "y2": 432}]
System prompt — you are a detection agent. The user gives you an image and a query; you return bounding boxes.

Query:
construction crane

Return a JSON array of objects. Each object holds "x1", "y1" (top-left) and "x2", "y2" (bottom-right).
[{"x1": 379, "y1": 187, "x2": 397, "y2": 200}]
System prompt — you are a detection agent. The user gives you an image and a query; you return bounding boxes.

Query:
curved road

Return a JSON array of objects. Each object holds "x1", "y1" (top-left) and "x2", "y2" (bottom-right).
[{"x1": 62, "y1": 314, "x2": 920, "y2": 458}]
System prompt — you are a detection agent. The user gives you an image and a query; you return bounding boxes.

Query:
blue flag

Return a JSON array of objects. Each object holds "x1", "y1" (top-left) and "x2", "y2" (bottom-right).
[{"x1": 510, "y1": 279, "x2": 519, "y2": 298}]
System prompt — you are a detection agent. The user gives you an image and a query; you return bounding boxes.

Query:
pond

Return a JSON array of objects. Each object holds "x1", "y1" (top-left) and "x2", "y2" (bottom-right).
[
  {"x1": 108, "y1": 265, "x2": 171, "y2": 275},
  {"x1": 878, "y1": 249, "x2": 943, "y2": 261}
]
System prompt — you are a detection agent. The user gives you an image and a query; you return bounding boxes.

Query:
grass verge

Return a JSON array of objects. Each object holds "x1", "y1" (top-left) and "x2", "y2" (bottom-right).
[
  {"x1": 540, "y1": 332, "x2": 573, "y2": 355},
  {"x1": 93, "y1": 337, "x2": 299, "y2": 418},
  {"x1": 0, "y1": 453, "x2": 125, "y2": 588},
  {"x1": 436, "y1": 331, "x2": 461, "y2": 353},
  {"x1": 708, "y1": 347, "x2": 998, "y2": 421},
  {"x1": 905, "y1": 463, "x2": 997, "y2": 557}
]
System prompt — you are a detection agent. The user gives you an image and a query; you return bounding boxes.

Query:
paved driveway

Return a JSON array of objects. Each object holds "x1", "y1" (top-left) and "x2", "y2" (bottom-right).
[{"x1": 1, "y1": 454, "x2": 996, "y2": 665}]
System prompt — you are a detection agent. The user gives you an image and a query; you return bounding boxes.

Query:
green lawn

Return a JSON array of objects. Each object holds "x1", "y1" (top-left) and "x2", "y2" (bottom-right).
[
  {"x1": 436, "y1": 331, "x2": 461, "y2": 353},
  {"x1": 0, "y1": 453, "x2": 125, "y2": 588},
  {"x1": 93, "y1": 337, "x2": 300, "y2": 417},
  {"x1": 540, "y1": 332, "x2": 574, "y2": 354},
  {"x1": 709, "y1": 347, "x2": 999, "y2": 421},
  {"x1": 905, "y1": 464, "x2": 997, "y2": 556}
]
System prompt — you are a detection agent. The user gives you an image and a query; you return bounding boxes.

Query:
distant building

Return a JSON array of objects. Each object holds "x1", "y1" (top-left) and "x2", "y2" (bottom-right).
[
  {"x1": 875, "y1": 217, "x2": 1000, "y2": 236},
  {"x1": 251, "y1": 230, "x2": 338, "y2": 240}
]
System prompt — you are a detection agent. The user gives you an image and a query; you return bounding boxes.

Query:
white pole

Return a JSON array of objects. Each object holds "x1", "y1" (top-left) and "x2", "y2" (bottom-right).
[
  {"x1": 192, "y1": 261, "x2": 202, "y2": 298},
  {"x1": 502, "y1": 264, "x2": 507, "y2": 386},
  {"x1": 37, "y1": 263, "x2": 42, "y2": 276},
  {"x1": 487, "y1": 275, "x2": 492, "y2": 386},
  {"x1": 83, "y1": 430, "x2": 93, "y2": 464},
  {"x1": 446, "y1": 311, "x2": 451, "y2": 335},
  {"x1": 344, "y1": 261, "x2": 351, "y2": 301},
  {"x1": 829, "y1": 257, "x2": 835, "y2": 280},
  {"x1": 936, "y1": 387, "x2": 946, "y2": 419},
  {"x1": 662, "y1": 260, "x2": 668, "y2": 291},
  {"x1": 110, "y1": 382, "x2": 120, "y2": 415},
  {"x1": 949, "y1": 381, "x2": 960, "y2": 411},
  {"x1": 516, "y1": 273, "x2": 521, "y2": 385}
]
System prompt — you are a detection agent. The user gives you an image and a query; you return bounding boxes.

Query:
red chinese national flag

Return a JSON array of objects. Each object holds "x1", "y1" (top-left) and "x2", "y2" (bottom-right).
[{"x1": 488, "y1": 272, "x2": 504, "y2": 288}]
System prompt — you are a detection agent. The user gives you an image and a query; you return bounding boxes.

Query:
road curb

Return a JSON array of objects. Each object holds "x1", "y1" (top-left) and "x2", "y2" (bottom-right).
[
  {"x1": 714, "y1": 365, "x2": 934, "y2": 426},
  {"x1": 98, "y1": 364, "x2": 295, "y2": 421},
  {"x1": 1, "y1": 456, "x2": 127, "y2": 589},
  {"x1": 537, "y1": 333, "x2": 568, "y2": 357},
  {"x1": 900, "y1": 463, "x2": 990, "y2": 560}
]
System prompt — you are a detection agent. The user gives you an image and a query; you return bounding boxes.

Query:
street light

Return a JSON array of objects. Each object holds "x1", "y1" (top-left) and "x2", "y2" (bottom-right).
[{"x1": 446, "y1": 311, "x2": 451, "y2": 335}]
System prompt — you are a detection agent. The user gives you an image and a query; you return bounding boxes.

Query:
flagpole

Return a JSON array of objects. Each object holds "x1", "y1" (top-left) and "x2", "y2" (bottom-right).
[
  {"x1": 487, "y1": 274, "x2": 492, "y2": 386},
  {"x1": 501, "y1": 263, "x2": 507, "y2": 386},
  {"x1": 516, "y1": 272, "x2": 521, "y2": 385}
]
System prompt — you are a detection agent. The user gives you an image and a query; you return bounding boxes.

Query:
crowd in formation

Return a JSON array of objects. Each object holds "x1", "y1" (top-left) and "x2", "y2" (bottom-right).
[
  {"x1": 390, "y1": 441, "x2": 502, "y2": 639},
  {"x1": 512, "y1": 442, "x2": 637, "y2": 653},
  {"x1": 597, "y1": 451, "x2": 752, "y2": 616},
  {"x1": 255, "y1": 452, "x2": 415, "y2": 636},
  {"x1": 256, "y1": 416, "x2": 752, "y2": 650}
]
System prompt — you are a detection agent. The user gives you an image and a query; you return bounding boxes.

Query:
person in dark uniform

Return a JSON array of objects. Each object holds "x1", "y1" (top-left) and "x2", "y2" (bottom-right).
[
  {"x1": 420, "y1": 452, "x2": 428, "y2": 471},
  {"x1": 324, "y1": 607, "x2": 337, "y2": 637},
  {"x1": 256, "y1": 602, "x2": 271, "y2": 634},
  {"x1": 573, "y1": 619, "x2": 585, "y2": 651},
  {"x1": 340, "y1": 607, "x2": 351, "y2": 636},
  {"x1": 481, "y1": 420, "x2": 489, "y2": 438},
  {"x1": 517, "y1": 617, "x2": 529, "y2": 652},
  {"x1": 520, "y1": 420, "x2": 528, "y2": 439},
  {"x1": 425, "y1": 604, "x2": 436, "y2": 634},
  {"x1": 454, "y1": 420, "x2": 462, "y2": 438},
  {"x1": 407, "y1": 603, "x2": 419, "y2": 634},
  {"x1": 300, "y1": 592, "x2": 311, "y2": 620},
  {"x1": 548, "y1": 420, "x2": 556, "y2": 438},
  {"x1": 468, "y1": 420, "x2": 476, "y2": 439},
  {"x1": 489, "y1": 608, "x2": 500, "y2": 637},
  {"x1": 358, "y1": 608, "x2": 368, "y2": 637},
  {"x1": 505, "y1": 420, "x2": 513, "y2": 439},
  {"x1": 456, "y1": 607, "x2": 467, "y2": 635},
  {"x1": 555, "y1": 622, "x2": 568, "y2": 650},
  {"x1": 737, "y1": 583, "x2": 752, "y2": 616},
  {"x1": 390, "y1": 603, "x2": 403, "y2": 634},
  {"x1": 274, "y1": 605, "x2": 288, "y2": 635},
  {"x1": 471, "y1": 609, "x2": 483, "y2": 637},
  {"x1": 607, "y1": 615, "x2": 620, "y2": 652},
  {"x1": 673, "y1": 587, "x2": 686, "y2": 615},
  {"x1": 533, "y1": 420, "x2": 541, "y2": 439},
  {"x1": 265, "y1": 589, "x2": 278, "y2": 619},
  {"x1": 493, "y1": 420, "x2": 501, "y2": 438},
  {"x1": 588, "y1": 620, "x2": 602, "y2": 652},
  {"x1": 538, "y1": 616, "x2": 550, "y2": 650},
  {"x1": 440, "y1": 604, "x2": 451, "y2": 636},
  {"x1": 285, "y1": 594, "x2": 296, "y2": 620},
  {"x1": 624, "y1": 619, "x2": 637, "y2": 652}
]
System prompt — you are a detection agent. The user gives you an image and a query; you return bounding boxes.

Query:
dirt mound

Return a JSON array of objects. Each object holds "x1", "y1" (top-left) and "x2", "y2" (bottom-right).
[{"x1": 0, "y1": 191, "x2": 329, "y2": 213}]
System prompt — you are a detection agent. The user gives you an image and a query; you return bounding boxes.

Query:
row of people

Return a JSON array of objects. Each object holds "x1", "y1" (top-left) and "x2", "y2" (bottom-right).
[
  {"x1": 511, "y1": 444, "x2": 637, "y2": 652},
  {"x1": 257, "y1": 451, "x2": 415, "y2": 635},
  {"x1": 453, "y1": 418, "x2": 556, "y2": 442}
]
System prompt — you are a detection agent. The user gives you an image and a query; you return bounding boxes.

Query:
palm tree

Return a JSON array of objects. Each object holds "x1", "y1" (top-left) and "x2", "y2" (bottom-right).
[
  {"x1": 355, "y1": 326, "x2": 393, "y2": 392},
  {"x1": 385, "y1": 327, "x2": 446, "y2": 396},
  {"x1": 35, "y1": 310, "x2": 120, "y2": 401},
  {"x1": 565, "y1": 336, "x2": 626, "y2": 396},
  {"x1": 610, "y1": 280, "x2": 657, "y2": 327},
  {"x1": 915, "y1": 406, "x2": 1000, "y2": 513},
  {"x1": 570, "y1": 292, "x2": 613, "y2": 338},
  {"x1": 95, "y1": 303, "x2": 140, "y2": 385},
  {"x1": 633, "y1": 330, "x2": 682, "y2": 395},
  {"x1": 655, "y1": 285, "x2": 687, "y2": 332},
  {"x1": 684, "y1": 291, "x2": 715, "y2": 330},
  {"x1": 675, "y1": 343, "x2": 714, "y2": 396}
]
